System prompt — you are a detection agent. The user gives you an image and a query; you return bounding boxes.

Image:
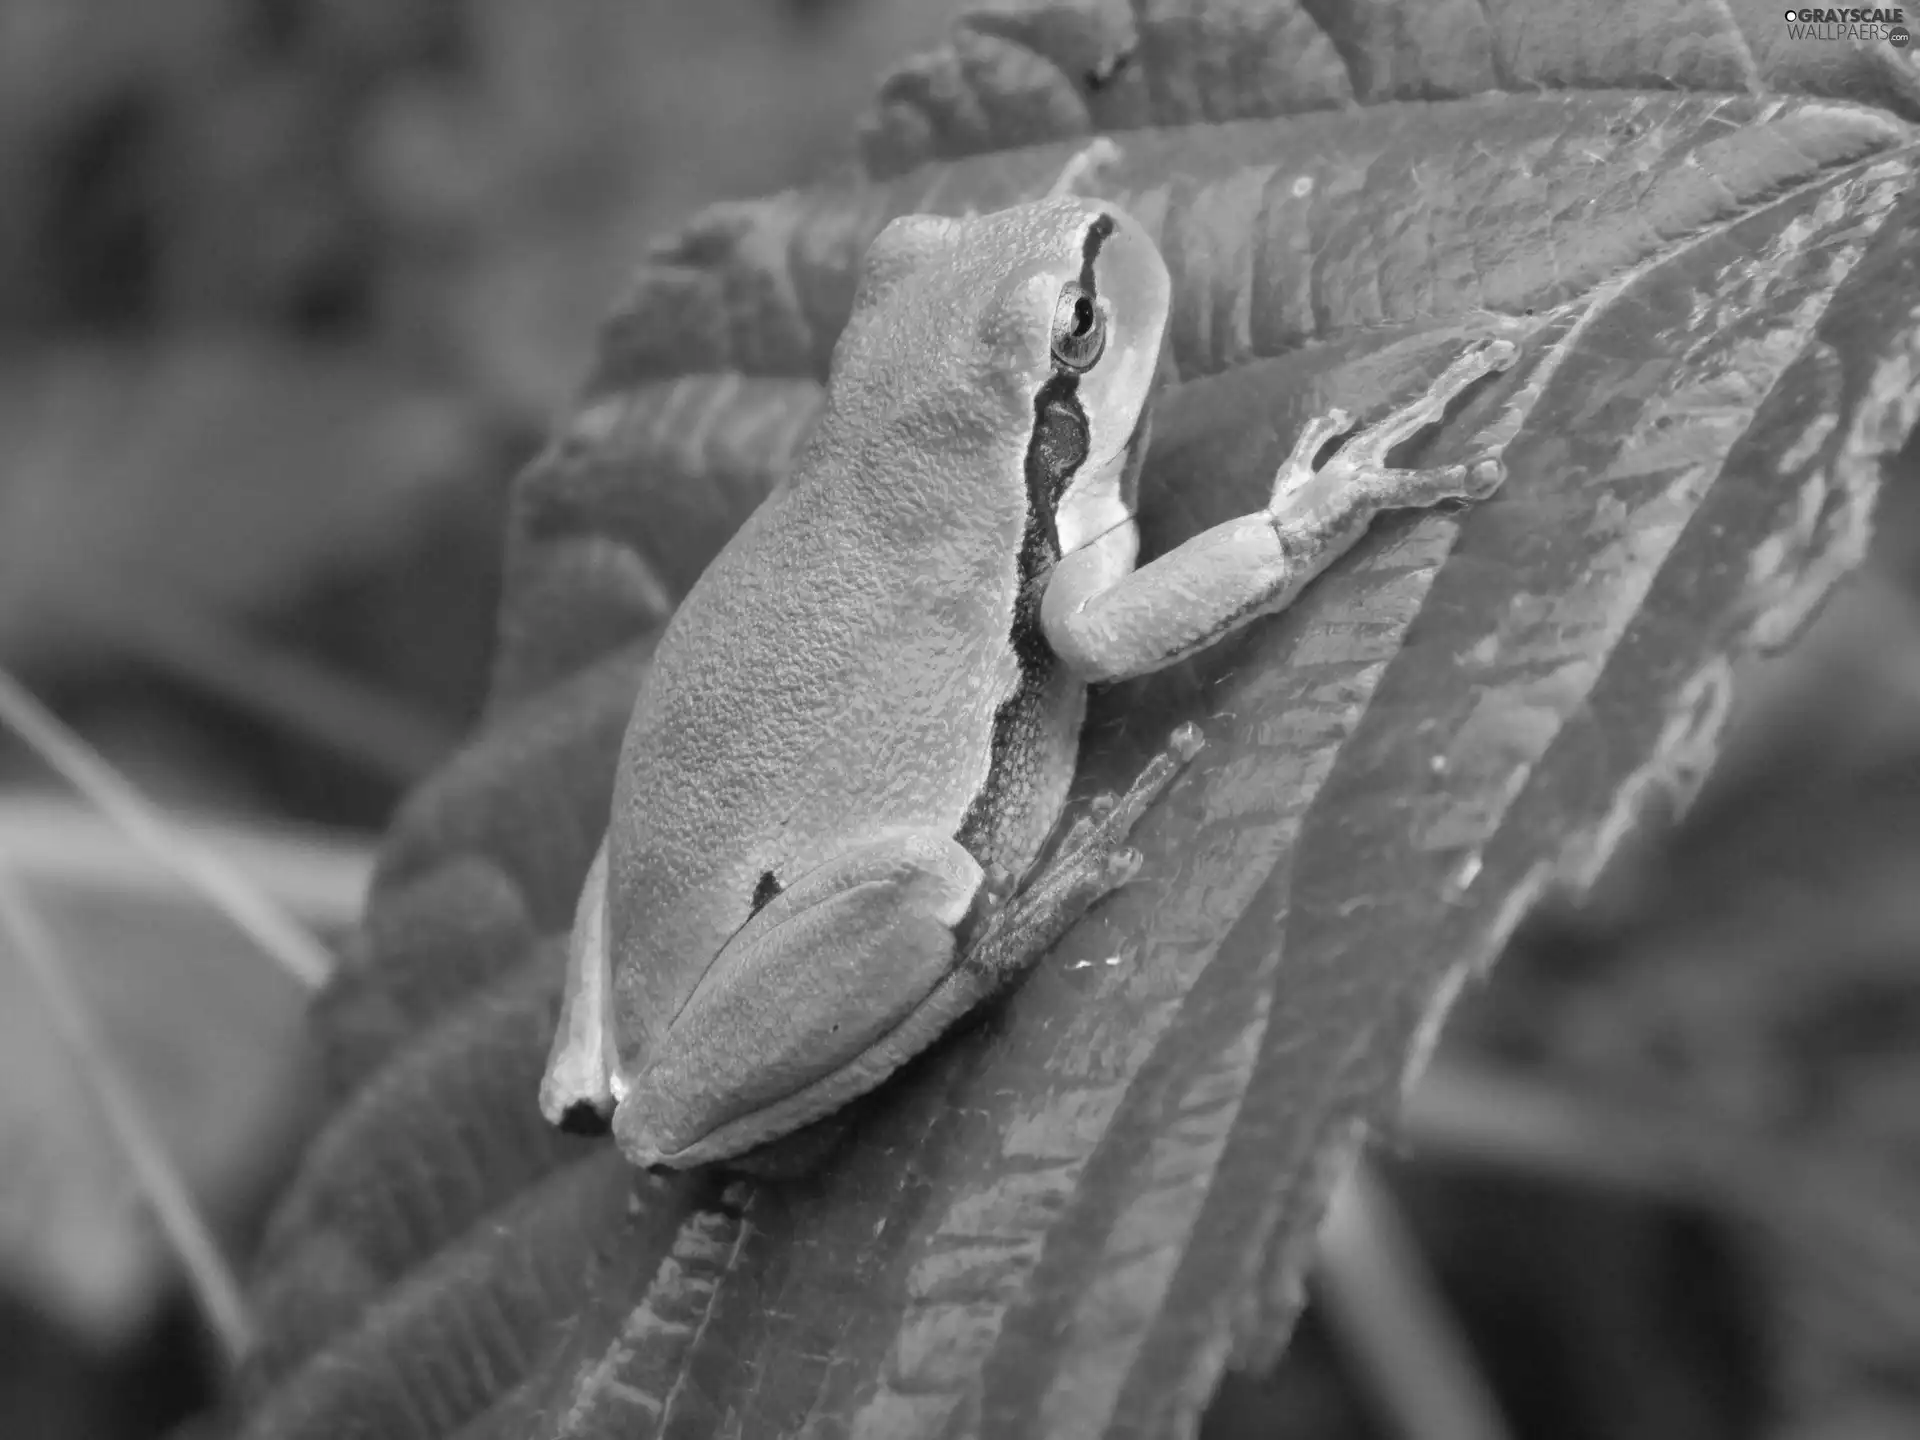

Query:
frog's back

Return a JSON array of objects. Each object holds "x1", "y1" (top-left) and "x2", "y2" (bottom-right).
[
  {"x1": 628, "y1": 456, "x2": 1027, "y2": 839},
  {"x1": 604, "y1": 200, "x2": 1114, "y2": 1055},
  {"x1": 609, "y1": 422, "x2": 1077, "y2": 1038}
]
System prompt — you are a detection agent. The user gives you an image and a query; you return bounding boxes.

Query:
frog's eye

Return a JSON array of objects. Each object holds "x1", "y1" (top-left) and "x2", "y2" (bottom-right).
[{"x1": 1050, "y1": 283, "x2": 1106, "y2": 372}]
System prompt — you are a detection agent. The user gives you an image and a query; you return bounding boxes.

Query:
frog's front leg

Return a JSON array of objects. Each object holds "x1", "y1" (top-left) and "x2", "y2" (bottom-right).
[{"x1": 1041, "y1": 338, "x2": 1518, "y2": 681}]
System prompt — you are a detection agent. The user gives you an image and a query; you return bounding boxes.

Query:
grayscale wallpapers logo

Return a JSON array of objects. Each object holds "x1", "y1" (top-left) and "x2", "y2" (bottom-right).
[{"x1": 1783, "y1": 7, "x2": 1911, "y2": 43}]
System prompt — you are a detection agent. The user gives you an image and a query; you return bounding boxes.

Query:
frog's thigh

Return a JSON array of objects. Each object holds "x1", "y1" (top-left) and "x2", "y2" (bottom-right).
[{"x1": 615, "y1": 831, "x2": 983, "y2": 1168}]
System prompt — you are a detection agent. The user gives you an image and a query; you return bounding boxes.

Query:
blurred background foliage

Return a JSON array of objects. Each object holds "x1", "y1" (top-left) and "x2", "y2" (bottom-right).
[
  {"x1": 0, "y1": 2, "x2": 960, "y2": 1435},
  {"x1": 1, "y1": 2, "x2": 1917, "y2": 1438}
]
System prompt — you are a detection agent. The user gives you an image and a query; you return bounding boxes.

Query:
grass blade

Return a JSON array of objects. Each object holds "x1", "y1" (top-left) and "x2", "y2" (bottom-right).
[
  {"x1": 0, "y1": 865, "x2": 255, "y2": 1365},
  {"x1": 0, "y1": 667, "x2": 333, "y2": 990}
]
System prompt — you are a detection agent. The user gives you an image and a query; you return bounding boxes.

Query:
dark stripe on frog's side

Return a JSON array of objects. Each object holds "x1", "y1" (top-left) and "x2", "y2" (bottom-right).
[
  {"x1": 955, "y1": 213, "x2": 1114, "y2": 864},
  {"x1": 1020, "y1": 210, "x2": 1114, "y2": 548}
]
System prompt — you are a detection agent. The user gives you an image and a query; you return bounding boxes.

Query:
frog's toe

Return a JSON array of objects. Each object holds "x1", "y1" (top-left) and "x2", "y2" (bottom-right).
[
  {"x1": 1472, "y1": 336, "x2": 1520, "y2": 373},
  {"x1": 611, "y1": 1090, "x2": 679, "y2": 1168},
  {"x1": 1343, "y1": 454, "x2": 1505, "y2": 512},
  {"x1": 1101, "y1": 845, "x2": 1144, "y2": 886},
  {"x1": 1460, "y1": 454, "x2": 1507, "y2": 499},
  {"x1": 1167, "y1": 721, "x2": 1205, "y2": 761},
  {"x1": 615, "y1": 1084, "x2": 722, "y2": 1171}
]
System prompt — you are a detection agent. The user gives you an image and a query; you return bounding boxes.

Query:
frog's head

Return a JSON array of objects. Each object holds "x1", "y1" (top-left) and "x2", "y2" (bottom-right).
[{"x1": 835, "y1": 195, "x2": 1172, "y2": 559}]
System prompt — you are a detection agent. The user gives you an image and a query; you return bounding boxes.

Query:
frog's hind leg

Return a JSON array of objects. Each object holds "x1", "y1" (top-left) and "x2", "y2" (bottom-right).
[
  {"x1": 615, "y1": 727, "x2": 1202, "y2": 1172},
  {"x1": 689, "y1": 723, "x2": 1202, "y2": 1170},
  {"x1": 539, "y1": 834, "x2": 622, "y2": 1134},
  {"x1": 613, "y1": 832, "x2": 986, "y2": 1169},
  {"x1": 954, "y1": 721, "x2": 1203, "y2": 999}
]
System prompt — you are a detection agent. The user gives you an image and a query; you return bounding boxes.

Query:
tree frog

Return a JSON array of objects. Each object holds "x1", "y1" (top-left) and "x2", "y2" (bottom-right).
[{"x1": 540, "y1": 183, "x2": 1517, "y2": 1171}]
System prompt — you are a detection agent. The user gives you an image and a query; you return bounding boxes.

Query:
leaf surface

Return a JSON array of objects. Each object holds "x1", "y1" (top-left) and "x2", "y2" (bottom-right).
[{"x1": 235, "y1": 4, "x2": 1920, "y2": 1438}]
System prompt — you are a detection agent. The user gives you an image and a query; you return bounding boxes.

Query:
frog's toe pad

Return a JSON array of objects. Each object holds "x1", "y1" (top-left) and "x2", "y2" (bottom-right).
[
  {"x1": 1461, "y1": 455, "x2": 1506, "y2": 499},
  {"x1": 1101, "y1": 846, "x2": 1144, "y2": 887},
  {"x1": 1167, "y1": 721, "x2": 1205, "y2": 761}
]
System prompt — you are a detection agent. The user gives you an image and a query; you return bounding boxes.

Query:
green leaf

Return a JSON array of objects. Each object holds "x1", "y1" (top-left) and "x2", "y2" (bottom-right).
[{"x1": 234, "y1": 3, "x2": 1920, "y2": 1437}]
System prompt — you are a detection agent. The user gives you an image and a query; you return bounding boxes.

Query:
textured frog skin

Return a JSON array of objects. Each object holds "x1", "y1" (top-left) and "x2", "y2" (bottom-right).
[{"x1": 604, "y1": 200, "x2": 1147, "y2": 1073}]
